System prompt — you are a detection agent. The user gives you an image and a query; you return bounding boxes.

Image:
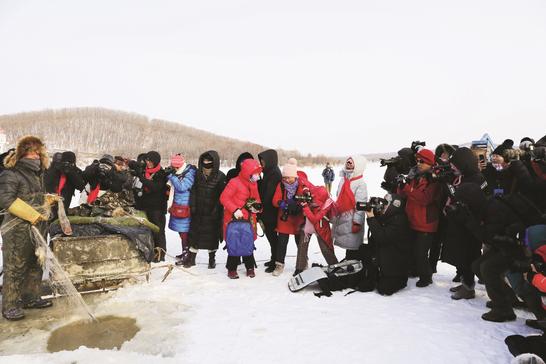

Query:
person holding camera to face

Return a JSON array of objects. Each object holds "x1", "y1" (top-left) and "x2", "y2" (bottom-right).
[
  {"x1": 44, "y1": 150, "x2": 85, "y2": 215},
  {"x1": 397, "y1": 148, "x2": 441, "y2": 288},
  {"x1": 271, "y1": 159, "x2": 306, "y2": 276},
  {"x1": 364, "y1": 194, "x2": 412, "y2": 295},
  {"x1": 82, "y1": 154, "x2": 126, "y2": 204}
]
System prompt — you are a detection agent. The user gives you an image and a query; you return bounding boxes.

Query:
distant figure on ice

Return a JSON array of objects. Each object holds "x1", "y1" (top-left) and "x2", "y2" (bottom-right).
[{"x1": 322, "y1": 162, "x2": 335, "y2": 194}]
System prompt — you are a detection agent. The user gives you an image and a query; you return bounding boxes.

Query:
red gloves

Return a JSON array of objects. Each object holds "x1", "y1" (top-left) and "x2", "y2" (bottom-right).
[{"x1": 351, "y1": 223, "x2": 362, "y2": 233}]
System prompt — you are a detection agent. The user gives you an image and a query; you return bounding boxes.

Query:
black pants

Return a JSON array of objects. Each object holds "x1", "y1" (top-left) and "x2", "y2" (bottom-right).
[
  {"x1": 472, "y1": 249, "x2": 514, "y2": 312},
  {"x1": 345, "y1": 249, "x2": 361, "y2": 261},
  {"x1": 276, "y1": 233, "x2": 301, "y2": 264},
  {"x1": 413, "y1": 232, "x2": 434, "y2": 281},
  {"x1": 458, "y1": 265, "x2": 475, "y2": 288},
  {"x1": 145, "y1": 209, "x2": 167, "y2": 262},
  {"x1": 226, "y1": 255, "x2": 256, "y2": 271},
  {"x1": 429, "y1": 238, "x2": 442, "y2": 272},
  {"x1": 263, "y1": 221, "x2": 278, "y2": 263}
]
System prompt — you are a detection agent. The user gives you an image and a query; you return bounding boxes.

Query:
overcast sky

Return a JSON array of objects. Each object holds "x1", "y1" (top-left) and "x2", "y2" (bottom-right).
[{"x1": 0, "y1": 0, "x2": 545, "y2": 156}]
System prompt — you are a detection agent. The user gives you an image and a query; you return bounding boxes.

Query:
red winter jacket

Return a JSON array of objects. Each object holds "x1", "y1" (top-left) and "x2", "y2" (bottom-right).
[
  {"x1": 220, "y1": 159, "x2": 262, "y2": 240},
  {"x1": 302, "y1": 186, "x2": 334, "y2": 250},
  {"x1": 272, "y1": 181, "x2": 306, "y2": 235},
  {"x1": 398, "y1": 175, "x2": 441, "y2": 233}
]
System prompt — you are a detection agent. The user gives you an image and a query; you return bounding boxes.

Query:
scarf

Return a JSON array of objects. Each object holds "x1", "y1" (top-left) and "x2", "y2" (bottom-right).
[
  {"x1": 283, "y1": 180, "x2": 299, "y2": 199},
  {"x1": 57, "y1": 173, "x2": 67, "y2": 195},
  {"x1": 334, "y1": 175, "x2": 362, "y2": 215},
  {"x1": 145, "y1": 163, "x2": 161, "y2": 180},
  {"x1": 87, "y1": 183, "x2": 101, "y2": 204}
]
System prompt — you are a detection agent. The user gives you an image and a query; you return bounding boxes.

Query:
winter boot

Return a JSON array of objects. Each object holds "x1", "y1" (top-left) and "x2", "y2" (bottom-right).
[
  {"x1": 416, "y1": 278, "x2": 432, "y2": 288},
  {"x1": 450, "y1": 284, "x2": 475, "y2": 300},
  {"x1": 525, "y1": 319, "x2": 546, "y2": 331},
  {"x1": 228, "y1": 270, "x2": 239, "y2": 279},
  {"x1": 183, "y1": 252, "x2": 197, "y2": 268},
  {"x1": 208, "y1": 252, "x2": 216, "y2": 269},
  {"x1": 2, "y1": 307, "x2": 25, "y2": 321},
  {"x1": 449, "y1": 285, "x2": 463, "y2": 293},
  {"x1": 452, "y1": 272, "x2": 462, "y2": 283},
  {"x1": 265, "y1": 263, "x2": 276, "y2": 273},
  {"x1": 272, "y1": 262, "x2": 284, "y2": 277},
  {"x1": 264, "y1": 260, "x2": 274, "y2": 268},
  {"x1": 481, "y1": 308, "x2": 517, "y2": 322},
  {"x1": 22, "y1": 298, "x2": 53, "y2": 309},
  {"x1": 246, "y1": 268, "x2": 255, "y2": 278}
]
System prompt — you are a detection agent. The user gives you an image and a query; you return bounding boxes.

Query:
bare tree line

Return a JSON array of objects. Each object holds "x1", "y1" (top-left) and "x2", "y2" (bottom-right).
[{"x1": 0, "y1": 107, "x2": 340, "y2": 166}]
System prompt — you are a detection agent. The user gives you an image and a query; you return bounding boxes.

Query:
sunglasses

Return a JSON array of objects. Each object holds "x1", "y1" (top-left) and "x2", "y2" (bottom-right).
[{"x1": 416, "y1": 159, "x2": 427, "y2": 164}]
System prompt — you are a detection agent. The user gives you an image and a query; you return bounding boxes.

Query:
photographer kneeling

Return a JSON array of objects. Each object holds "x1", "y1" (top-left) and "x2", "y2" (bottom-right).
[
  {"x1": 364, "y1": 194, "x2": 411, "y2": 295},
  {"x1": 83, "y1": 154, "x2": 126, "y2": 203}
]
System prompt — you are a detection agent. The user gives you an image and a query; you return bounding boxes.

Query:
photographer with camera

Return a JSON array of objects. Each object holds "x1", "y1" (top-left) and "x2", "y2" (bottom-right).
[
  {"x1": 125, "y1": 153, "x2": 147, "y2": 210},
  {"x1": 333, "y1": 155, "x2": 368, "y2": 260},
  {"x1": 398, "y1": 148, "x2": 440, "y2": 288},
  {"x1": 82, "y1": 154, "x2": 126, "y2": 204},
  {"x1": 364, "y1": 194, "x2": 411, "y2": 295},
  {"x1": 296, "y1": 185, "x2": 338, "y2": 275},
  {"x1": 522, "y1": 135, "x2": 546, "y2": 212},
  {"x1": 380, "y1": 147, "x2": 415, "y2": 194},
  {"x1": 439, "y1": 147, "x2": 488, "y2": 298},
  {"x1": 271, "y1": 160, "x2": 306, "y2": 276},
  {"x1": 44, "y1": 151, "x2": 85, "y2": 215}
]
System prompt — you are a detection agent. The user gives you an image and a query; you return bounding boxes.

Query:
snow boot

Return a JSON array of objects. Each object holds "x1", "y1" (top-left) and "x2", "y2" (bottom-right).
[
  {"x1": 227, "y1": 270, "x2": 239, "y2": 279},
  {"x1": 265, "y1": 264, "x2": 275, "y2": 273},
  {"x1": 208, "y1": 252, "x2": 216, "y2": 269},
  {"x1": 246, "y1": 268, "x2": 255, "y2": 278},
  {"x1": 177, "y1": 252, "x2": 196, "y2": 267},
  {"x1": 525, "y1": 319, "x2": 546, "y2": 331},
  {"x1": 22, "y1": 298, "x2": 53, "y2": 309},
  {"x1": 264, "y1": 260, "x2": 274, "y2": 268},
  {"x1": 449, "y1": 285, "x2": 463, "y2": 293},
  {"x1": 481, "y1": 309, "x2": 516, "y2": 322},
  {"x1": 450, "y1": 284, "x2": 475, "y2": 300},
  {"x1": 272, "y1": 262, "x2": 284, "y2": 277},
  {"x1": 416, "y1": 278, "x2": 432, "y2": 288},
  {"x1": 2, "y1": 307, "x2": 25, "y2": 321}
]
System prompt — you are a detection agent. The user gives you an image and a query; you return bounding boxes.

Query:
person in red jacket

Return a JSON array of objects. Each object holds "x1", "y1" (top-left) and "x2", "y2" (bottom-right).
[
  {"x1": 220, "y1": 158, "x2": 263, "y2": 279},
  {"x1": 296, "y1": 185, "x2": 339, "y2": 275},
  {"x1": 398, "y1": 148, "x2": 441, "y2": 287},
  {"x1": 271, "y1": 160, "x2": 306, "y2": 276}
]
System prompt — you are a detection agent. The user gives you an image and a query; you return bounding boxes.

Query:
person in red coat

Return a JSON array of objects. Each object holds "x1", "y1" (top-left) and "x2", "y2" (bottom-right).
[
  {"x1": 220, "y1": 158, "x2": 263, "y2": 279},
  {"x1": 398, "y1": 148, "x2": 441, "y2": 288},
  {"x1": 271, "y1": 159, "x2": 306, "y2": 276},
  {"x1": 296, "y1": 185, "x2": 339, "y2": 275}
]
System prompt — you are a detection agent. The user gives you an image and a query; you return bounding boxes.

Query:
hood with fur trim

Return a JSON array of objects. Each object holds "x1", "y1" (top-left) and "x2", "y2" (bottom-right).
[{"x1": 3, "y1": 135, "x2": 49, "y2": 170}]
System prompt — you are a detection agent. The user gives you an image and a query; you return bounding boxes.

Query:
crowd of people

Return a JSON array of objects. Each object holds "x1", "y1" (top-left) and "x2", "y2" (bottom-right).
[{"x1": 1, "y1": 134, "x2": 545, "y2": 361}]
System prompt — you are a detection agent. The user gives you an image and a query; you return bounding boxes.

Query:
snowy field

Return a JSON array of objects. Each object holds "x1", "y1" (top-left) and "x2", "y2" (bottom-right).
[{"x1": 0, "y1": 162, "x2": 541, "y2": 363}]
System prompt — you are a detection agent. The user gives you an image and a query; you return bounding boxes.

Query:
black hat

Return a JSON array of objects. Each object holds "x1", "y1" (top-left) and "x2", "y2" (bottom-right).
[
  {"x1": 99, "y1": 154, "x2": 114, "y2": 166},
  {"x1": 61, "y1": 151, "x2": 76, "y2": 164},
  {"x1": 52, "y1": 152, "x2": 63, "y2": 164},
  {"x1": 492, "y1": 139, "x2": 514, "y2": 157},
  {"x1": 146, "y1": 151, "x2": 161, "y2": 166},
  {"x1": 434, "y1": 143, "x2": 457, "y2": 159},
  {"x1": 520, "y1": 137, "x2": 535, "y2": 145}
]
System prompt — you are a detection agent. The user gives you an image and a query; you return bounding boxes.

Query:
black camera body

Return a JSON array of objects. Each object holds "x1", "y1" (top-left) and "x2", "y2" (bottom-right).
[
  {"x1": 128, "y1": 160, "x2": 146, "y2": 176},
  {"x1": 411, "y1": 141, "x2": 426, "y2": 153},
  {"x1": 432, "y1": 162, "x2": 455, "y2": 183},
  {"x1": 380, "y1": 156, "x2": 402, "y2": 168},
  {"x1": 164, "y1": 166, "x2": 175, "y2": 176},
  {"x1": 356, "y1": 197, "x2": 387, "y2": 212},
  {"x1": 294, "y1": 194, "x2": 313, "y2": 203}
]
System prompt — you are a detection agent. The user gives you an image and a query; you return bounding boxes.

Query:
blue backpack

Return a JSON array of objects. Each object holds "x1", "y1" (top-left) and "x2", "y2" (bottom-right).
[{"x1": 225, "y1": 220, "x2": 255, "y2": 256}]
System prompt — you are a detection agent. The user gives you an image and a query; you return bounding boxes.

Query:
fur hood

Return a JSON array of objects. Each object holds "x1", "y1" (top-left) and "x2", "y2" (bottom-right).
[{"x1": 3, "y1": 135, "x2": 49, "y2": 170}]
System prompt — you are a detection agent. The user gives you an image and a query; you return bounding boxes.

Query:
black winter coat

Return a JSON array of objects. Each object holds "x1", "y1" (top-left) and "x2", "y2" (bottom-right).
[
  {"x1": 483, "y1": 160, "x2": 533, "y2": 198},
  {"x1": 83, "y1": 161, "x2": 126, "y2": 193},
  {"x1": 138, "y1": 168, "x2": 168, "y2": 212},
  {"x1": 44, "y1": 162, "x2": 85, "y2": 213},
  {"x1": 367, "y1": 202, "x2": 411, "y2": 279},
  {"x1": 257, "y1": 149, "x2": 282, "y2": 227},
  {"x1": 189, "y1": 151, "x2": 226, "y2": 250}
]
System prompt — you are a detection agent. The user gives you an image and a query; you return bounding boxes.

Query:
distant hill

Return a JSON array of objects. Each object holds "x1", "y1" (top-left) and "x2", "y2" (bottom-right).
[{"x1": 0, "y1": 107, "x2": 337, "y2": 166}]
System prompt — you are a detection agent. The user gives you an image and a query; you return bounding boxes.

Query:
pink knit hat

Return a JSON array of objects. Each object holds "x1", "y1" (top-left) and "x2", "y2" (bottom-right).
[
  {"x1": 282, "y1": 163, "x2": 298, "y2": 178},
  {"x1": 170, "y1": 154, "x2": 185, "y2": 168}
]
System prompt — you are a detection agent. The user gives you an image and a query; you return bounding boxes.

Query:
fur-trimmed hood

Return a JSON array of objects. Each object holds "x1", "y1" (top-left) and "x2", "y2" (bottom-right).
[{"x1": 3, "y1": 135, "x2": 49, "y2": 170}]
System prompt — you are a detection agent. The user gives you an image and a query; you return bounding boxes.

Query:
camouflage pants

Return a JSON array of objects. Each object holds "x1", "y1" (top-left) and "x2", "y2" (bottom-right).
[{"x1": 1, "y1": 222, "x2": 44, "y2": 312}]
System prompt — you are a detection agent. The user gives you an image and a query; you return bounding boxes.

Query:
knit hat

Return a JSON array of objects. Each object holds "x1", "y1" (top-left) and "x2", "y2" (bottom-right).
[
  {"x1": 170, "y1": 154, "x2": 185, "y2": 168},
  {"x1": 287, "y1": 157, "x2": 298, "y2": 166},
  {"x1": 492, "y1": 139, "x2": 514, "y2": 157},
  {"x1": 99, "y1": 154, "x2": 114, "y2": 166},
  {"x1": 416, "y1": 149, "x2": 435, "y2": 166},
  {"x1": 61, "y1": 151, "x2": 76, "y2": 164},
  {"x1": 282, "y1": 162, "x2": 298, "y2": 178},
  {"x1": 146, "y1": 151, "x2": 161, "y2": 167}
]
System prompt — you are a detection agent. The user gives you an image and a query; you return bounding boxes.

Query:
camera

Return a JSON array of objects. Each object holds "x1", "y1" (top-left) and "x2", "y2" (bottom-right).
[
  {"x1": 164, "y1": 166, "x2": 176, "y2": 176},
  {"x1": 411, "y1": 141, "x2": 426, "y2": 153},
  {"x1": 294, "y1": 194, "x2": 313, "y2": 203},
  {"x1": 245, "y1": 199, "x2": 262, "y2": 213},
  {"x1": 432, "y1": 162, "x2": 455, "y2": 183},
  {"x1": 530, "y1": 146, "x2": 546, "y2": 162},
  {"x1": 380, "y1": 156, "x2": 402, "y2": 168},
  {"x1": 128, "y1": 160, "x2": 146, "y2": 176},
  {"x1": 356, "y1": 197, "x2": 387, "y2": 212}
]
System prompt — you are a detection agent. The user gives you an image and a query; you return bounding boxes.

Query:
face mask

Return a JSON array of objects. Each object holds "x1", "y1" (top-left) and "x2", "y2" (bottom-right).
[
  {"x1": 202, "y1": 162, "x2": 213, "y2": 170},
  {"x1": 250, "y1": 174, "x2": 260, "y2": 182}
]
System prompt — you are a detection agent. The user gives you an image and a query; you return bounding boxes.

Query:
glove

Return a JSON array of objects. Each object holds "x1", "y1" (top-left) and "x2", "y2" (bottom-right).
[
  {"x1": 381, "y1": 181, "x2": 395, "y2": 192},
  {"x1": 44, "y1": 194, "x2": 62, "y2": 206},
  {"x1": 8, "y1": 198, "x2": 47, "y2": 225},
  {"x1": 233, "y1": 209, "x2": 244, "y2": 219},
  {"x1": 278, "y1": 200, "x2": 288, "y2": 210},
  {"x1": 287, "y1": 200, "x2": 301, "y2": 215},
  {"x1": 351, "y1": 223, "x2": 362, "y2": 233}
]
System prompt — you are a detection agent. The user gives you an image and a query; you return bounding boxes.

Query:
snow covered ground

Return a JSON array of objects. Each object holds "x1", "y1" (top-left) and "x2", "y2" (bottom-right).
[{"x1": 0, "y1": 162, "x2": 541, "y2": 363}]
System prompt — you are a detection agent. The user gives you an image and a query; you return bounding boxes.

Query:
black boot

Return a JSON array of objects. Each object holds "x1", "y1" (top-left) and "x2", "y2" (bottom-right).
[
  {"x1": 481, "y1": 308, "x2": 516, "y2": 322},
  {"x1": 208, "y1": 252, "x2": 216, "y2": 269}
]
